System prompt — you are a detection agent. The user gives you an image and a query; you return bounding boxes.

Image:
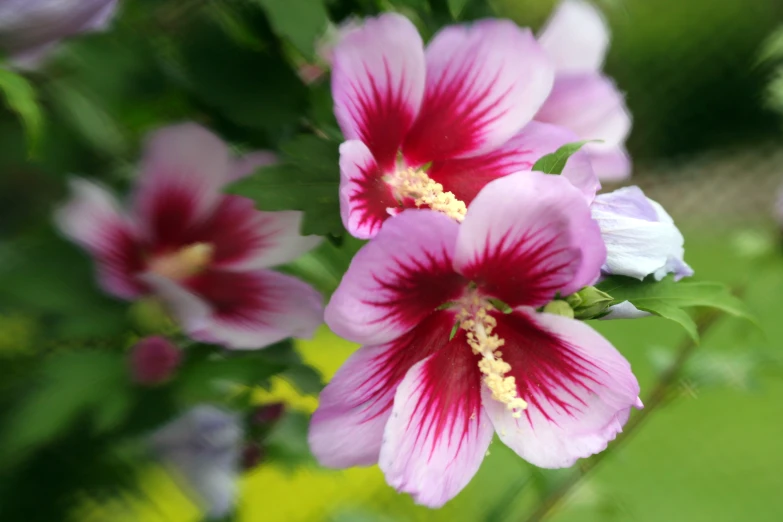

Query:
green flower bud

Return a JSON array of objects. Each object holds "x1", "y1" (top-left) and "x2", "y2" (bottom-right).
[
  {"x1": 542, "y1": 300, "x2": 574, "y2": 318},
  {"x1": 568, "y1": 286, "x2": 614, "y2": 319}
]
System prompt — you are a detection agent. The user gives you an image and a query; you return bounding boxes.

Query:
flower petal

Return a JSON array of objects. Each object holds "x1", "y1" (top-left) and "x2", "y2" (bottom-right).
[
  {"x1": 600, "y1": 300, "x2": 650, "y2": 320},
  {"x1": 190, "y1": 196, "x2": 321, "y2": 270},
  {"x1": 331, "y1": 13, "x2": 426, "y2": 170},
  {"x1": 339, "y1": 140, "x2": 397, "y2": 239},
  {"x1": 326, "y1": 209, "x2": 464, "y2": 345},
  {"x1": 379, "y1": 341, "x2": 493, "y2": 508},
  {"x1": 585, "y1": 144, "x2": 632, "y2": 182},
  {"x1": 454, "y1": 172, "x2": 605, "y2": 308},
  {"x1": 485, "y1": 309, "x2": 641, "y2": 468},
  {"x1": 591, "y1": 186, "x2": 692, "y2": 281},
  {"x1": 538, "y1": 0, "x2": 609, "y2": 73},
  {"x1": 427, "y1": 121, "x2": 599, "y2": 206},
  {"x1": 309, "y1": 311, "x2": 456, "y2": 468},
  {"x1": 228, "y1": 150, "x2": 277, "y2": 181},
  {"x1": 403, "y1": 21, "x2": 554, "y2": 164},
  {"x1": 536, "y1": 74, "x2": 630, "y2": 148},
  {"x1": 55, "y1": 178, "x2": 146, "y2": 299},
  {"x1": 133, "y1": 123, "x2": 232, "y2": 250},
  {"x1": 145, "y1": 269, "x2": 323, "y2": 349}
]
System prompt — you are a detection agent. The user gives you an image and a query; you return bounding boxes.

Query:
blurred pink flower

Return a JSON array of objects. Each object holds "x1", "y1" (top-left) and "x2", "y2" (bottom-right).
[
  {"x1": 536, "y1": 0, "x2": 633, "y2": 181},
  {"x1": 129, "y1": 335, "x2": 182, "y2": 385},
  {"x1": 57, "y1": 123, "x2": 323, "y2": 349},
  {"x1": 331, "y1": 14, "x2": 575, "y2": 239},
  {"x1": 309, "y1": 172, "x2": 641, "y2": 507},
  {"x1": 0, "y1": 0, "x2": 119, "y2": 68}
]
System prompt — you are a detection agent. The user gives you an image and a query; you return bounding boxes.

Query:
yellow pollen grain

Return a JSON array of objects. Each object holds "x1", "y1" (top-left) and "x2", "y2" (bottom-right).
[
  {"x1": 149, "y1": 242, "x2": 214, "y2": 281},
  {"x1": 391, "y1": 168, "x2": 467, "y2": 222},
  {"x1": 457, "y1": 301, "x2": 528, "y2": 418}
]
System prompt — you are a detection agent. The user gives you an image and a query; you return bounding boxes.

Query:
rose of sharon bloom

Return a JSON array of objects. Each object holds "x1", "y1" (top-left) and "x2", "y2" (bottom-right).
[
  {"x1": 591, "y1": 186, "x2": 693, "y2": 320},
  {"x1": 309, "y1": 173, "x2": 642, "y2": 507},
  {"x1": 536, "y1": 0, "x2": 633, "y2": 181},
  {"x1": 0, "y1": 0, "x2": 118, "y2": 67},
  {"x1": 150, "y1": 405, "x2": 242, "y2": 518},
  {"x1": 56, "y1": 123, "x2": 323, "y2": 349},
  {"x1": 334, "y1": 14, "x2": 568, "y2": 239}
]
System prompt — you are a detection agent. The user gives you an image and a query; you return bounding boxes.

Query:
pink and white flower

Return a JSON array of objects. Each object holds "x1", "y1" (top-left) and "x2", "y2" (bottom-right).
[
  {"x1": 333, "y1": 13, "x2": 572, "y2": 239},
  {"x1": 536, "y1": 0, "x2": 633, "y2": 182},
  {"x1": 0, "y1": 0, "x2": 119, "y2": 68},
  {"x1": 56, "y1": 123, "x2": 323, "y2": 349},
  {"x1": 309, "y1": 172, "x2": 641, "y2": 507}
]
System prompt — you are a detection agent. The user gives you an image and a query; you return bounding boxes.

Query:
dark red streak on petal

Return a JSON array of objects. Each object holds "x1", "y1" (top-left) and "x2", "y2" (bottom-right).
[
  {"x1": 428, "y1": 148, "x2": 534, "y2": 205},
  {"x1": 496, "y1": 312, "x2": 605, "y2": 426},
  {"x1": 466, "y1": 224, "x2": 576, "y2": 308},
  {"x1": 365, "y1": 245, "x2": 466, "y2": 330},
  {"x1": 406, "y1": 337, "x2": 483, "y2": 462},
  {"x1": 403, "y1": 55, "x2": 512, "y2": 164},
  {"x1": 184, "y1": 270, "x2": 270, "y2": 325},
  {"x1": 144, "y1": 179, "x2": 207, "y2": 252},
  {"x1": 345, "y1": 59, "x2": 416, "y2": 170},
  {"x1": 354, "y1": 311, "x2": 457, "y2": 422},
  {"x1": 348, "y1": 162, "x2": 397, "y2": 236},
  {"x1": 185, "y1": 196, "x2": 272, "y2": 267}
]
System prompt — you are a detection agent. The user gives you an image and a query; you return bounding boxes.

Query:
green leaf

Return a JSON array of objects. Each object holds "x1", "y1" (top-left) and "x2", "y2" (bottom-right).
[
  {"x1": 1, "y1": 351, "x2": 130, "y2": 466},
  {"x1": 531, "y1": 140, "x2": 591, "y2": 175},
  {"x1": 227, "y1": 134, "x2": 342, "y2": 236},
  {"x1": 264, "y1": 410, "x2": 316, "y2": 470},
  {"x1": 597, "y1": 275, "x2": 755, "y2": 341},
  {"x1": 178, "y1": 10, "x2": 307, "y2": 134},
  {"x1": 0, "y1": 68, "x2": 43, "y2": 155},
  {"x1": 447, "y1": 0, "x2": 471, "y2": 18},
  {"x1": 254, "y1": 0, "x2": 330, "y2": 59}
]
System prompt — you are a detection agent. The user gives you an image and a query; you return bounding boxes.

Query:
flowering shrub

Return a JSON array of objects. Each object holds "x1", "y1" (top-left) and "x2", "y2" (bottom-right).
[{"x1": 0, "y1": 0, "x2": 758, "y2": 520}]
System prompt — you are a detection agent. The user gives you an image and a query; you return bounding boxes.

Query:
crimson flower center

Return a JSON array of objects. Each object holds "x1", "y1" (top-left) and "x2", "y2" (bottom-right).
[
  {"x1": 383, "y1": 167, "x2": 467, "y2": 222},
  {"x1": 455, "y1": 292, "x2": 527, "y2": 417},
  {"x1": 148, "y1": 242, "x2": 214, "y2": 281}
]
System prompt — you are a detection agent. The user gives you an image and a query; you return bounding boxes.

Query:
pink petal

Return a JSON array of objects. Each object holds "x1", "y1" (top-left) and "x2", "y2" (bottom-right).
[
  {"x1": 145, "y1": 269, "x2": 323, "y2": 350},
  {"x1": 309, "y1": 311, "x2": 457, "y2": 468},
  {"x1": 427, "y1": 121, "x2": 597, "y2": 205},
  {"x1": 454, "y1": 172, "x2": 605, "y2": 309},
  {"x1": 326, "y1": 209, "x2": 464, "y2": 346},
  {"x1": 485, "y1": 310, "x2": 641, "y2": 468},
  {"x1": 331, "y1": 13, "x2": 426, "y2": 170},
  {"x1": 229, "y1": 151, "x2": 278, "y2": 181},
  {"x1": 339, "y1": 140, "x2": 398, "y2": 239},
  {"x1": 379, "y1": 342, "x2": 493, "y2": 508},
  {"x1": 133, "y1": 123, "x2": 232, "y2": 250},
  {"x1": 55, "y1": 179, "x2": 146, "y2": 299},
  {"x1": 402, "y1": 21, "x2": 553, "y2": 165},
  {"x1": 188, "y1": 196, "x2": 321, "y2": 270},
  {"x1": 536, "y1": 74, "x2": 631, "y2": 148},
  {"x1": 585, "y1": 144, "x2": 631, "y2": 182},
  {"x1": 538, "y1": 0, "x2": 609, "y2": 73}
]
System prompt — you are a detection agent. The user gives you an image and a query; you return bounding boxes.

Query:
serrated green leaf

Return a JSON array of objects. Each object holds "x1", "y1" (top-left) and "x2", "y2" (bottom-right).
[
  {"x1": 227, "y1": 134, "x2": 342, "y2": 236},
  {"x1": 531, "y1": 140, "x2": 591, "y2": 175},
  {"x1": 254, "y1": 0, "x2": 329, "y2": 59},
  {"x1": 0, "y1": 68, "x2": 43, "y2": 155},
  {"x1": 597, "y1": 275, "x2": 755, "y2": 340}
]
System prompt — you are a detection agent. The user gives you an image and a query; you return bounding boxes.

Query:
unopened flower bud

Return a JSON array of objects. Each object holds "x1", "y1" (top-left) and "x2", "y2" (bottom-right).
[
  {"x1": 568, "y1": 286, "x2": 614, "y2": 319},
  {"x1": 542, "y1": 300, "x2": 574, "y2": 318},
  {"x1": 252, "y1": 402, "x2": 285, "y2": 425},
  {"x1": 129, "y1": 336, "x2": 181, "y2": 385}
]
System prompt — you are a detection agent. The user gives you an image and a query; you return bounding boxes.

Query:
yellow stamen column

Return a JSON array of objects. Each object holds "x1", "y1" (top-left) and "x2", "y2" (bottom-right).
[
  {"x1": 457, "y1": 298, "x2": 528, "y2": 418},
  {"x1": 388, "y1": 168, "x2": 467, "y2": 222}
]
